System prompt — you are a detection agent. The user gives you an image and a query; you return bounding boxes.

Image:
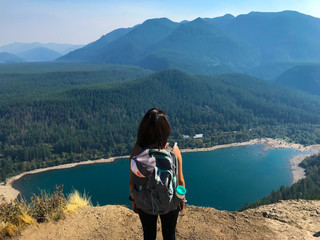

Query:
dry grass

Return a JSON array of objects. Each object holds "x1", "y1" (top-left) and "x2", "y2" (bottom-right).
[
  {"x1": 64, "y1": 190, "x2": 91, "y2": 213},
  {"x1": 0, "y1": 186, "x2": 91, "y2": 238},
  {"x1": 30, "y1": 186, "x2": 67, "y2": 222},
  {"x1": 0, "y1": 201, "x2": 35, "y2": 239}
]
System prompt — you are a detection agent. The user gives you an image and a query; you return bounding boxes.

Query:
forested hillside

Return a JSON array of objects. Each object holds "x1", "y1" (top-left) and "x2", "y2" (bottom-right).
[
  {"x1": 1, "y1": 67, "x2": 320, "y2": 180},
  {"x1": 0, "y1": 63, "x2": 152, "y2": 101},
  {"x1": 275, "y1": 64, "x2": 320, "y2": 96}
]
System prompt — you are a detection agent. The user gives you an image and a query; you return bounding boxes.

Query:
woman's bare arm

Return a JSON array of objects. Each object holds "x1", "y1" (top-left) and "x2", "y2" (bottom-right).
[
  {"x1": 172, "y1": 145, "x2": 185, "y2": 187},
  {"x1": 129, "y1": 145, "x2": 141, "y2": 213},
  {"x1": 172, "y1": 145, "x2": 186, "y2": 211}
]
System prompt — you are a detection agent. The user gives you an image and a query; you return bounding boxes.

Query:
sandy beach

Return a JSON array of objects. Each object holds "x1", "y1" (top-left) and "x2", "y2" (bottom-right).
[{"x1": 1, "y1": 138, "x2": 320, "y2": 204}]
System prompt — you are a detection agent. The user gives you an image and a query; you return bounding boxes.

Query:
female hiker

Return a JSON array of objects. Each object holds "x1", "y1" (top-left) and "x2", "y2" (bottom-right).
[{"x1": 129, "y1": 108, "x2": 186, "y2": 240}]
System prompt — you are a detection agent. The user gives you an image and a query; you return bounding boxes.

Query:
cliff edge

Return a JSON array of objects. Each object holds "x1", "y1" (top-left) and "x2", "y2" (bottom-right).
[{"x1": 14, "y1": 200, "x2": 320, "y2": 240}]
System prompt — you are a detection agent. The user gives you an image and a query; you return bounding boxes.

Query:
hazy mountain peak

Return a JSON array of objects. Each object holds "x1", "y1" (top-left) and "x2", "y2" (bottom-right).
[
  {"x1": 246, "y1": 10, "x2": 314, "y2": 19},
  {"x1": 223, "y1": 13, "x2": 235, "y2": 18},
  {"x1": 0, "y1": 52, "x2": 24, "y2": 63},
  {"x1": 59, "y1": 11, "x2": 320, "y2": 74},
  {"x1": 18, "y1": 47, "x2": 61, "y2": 62},
  {"x1": 192, "y1": 17, "x2": 205, "y2": 23},
  {"x1": 142, "y1": 17, "x2": 176, "y2": 25},
  {"x1": 0, "y1": 42, "x2": 83, "y2": 56},
  {"x1": 133, "y1": 17, "x2": 179, "y2": 32},
  {"x1": 203, "y1": 14, "x2": 235, "y2": 27}
]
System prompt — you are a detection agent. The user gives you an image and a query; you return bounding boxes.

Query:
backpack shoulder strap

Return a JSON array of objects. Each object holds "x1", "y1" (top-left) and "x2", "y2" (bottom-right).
[
  {"x1": 148, "y1": 142, "x2": 177, "y2": 155},
  {"x1": 166, "y1": 142, "x2": 177, "y2": 152}
]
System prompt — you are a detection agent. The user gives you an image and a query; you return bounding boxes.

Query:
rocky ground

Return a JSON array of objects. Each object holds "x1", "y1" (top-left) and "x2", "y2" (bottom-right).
[{"x1": 12, "y1": 199, "x2": 320, "y2": 240}]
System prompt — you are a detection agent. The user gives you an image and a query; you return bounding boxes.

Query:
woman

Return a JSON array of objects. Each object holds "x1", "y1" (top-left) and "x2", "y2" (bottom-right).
[{"x1": 129, "y1": 108, "x2": 186, "y2": 240}]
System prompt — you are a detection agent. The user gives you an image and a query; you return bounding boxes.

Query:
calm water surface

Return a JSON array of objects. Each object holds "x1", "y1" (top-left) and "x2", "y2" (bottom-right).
[{"x1": 13, "y1": 145, "x2": 301, "y2": 210}]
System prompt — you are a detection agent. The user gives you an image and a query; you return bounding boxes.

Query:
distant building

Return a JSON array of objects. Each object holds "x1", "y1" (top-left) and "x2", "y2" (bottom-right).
[
  {"x1": 193, "y1": 134, "x2": 203, "y2": 139},
  {"x1": 183, "y1": 135, "x2": 190, "y2": 140}
]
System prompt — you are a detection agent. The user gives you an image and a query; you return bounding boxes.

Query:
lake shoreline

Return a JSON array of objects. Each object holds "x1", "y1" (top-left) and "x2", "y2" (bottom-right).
[{"x1": 1, "y1": 138, "x2": 320, "y2": 203}]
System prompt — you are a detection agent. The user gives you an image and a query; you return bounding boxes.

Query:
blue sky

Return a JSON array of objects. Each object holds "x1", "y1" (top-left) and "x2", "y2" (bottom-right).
[{"x1": 1, "y1": 0, "x2": 320, "y2": 46}]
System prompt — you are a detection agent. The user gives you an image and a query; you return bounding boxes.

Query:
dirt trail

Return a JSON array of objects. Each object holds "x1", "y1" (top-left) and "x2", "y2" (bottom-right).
[{"x1": 13, "y1": 199, "x2": 320, "y2": 240}]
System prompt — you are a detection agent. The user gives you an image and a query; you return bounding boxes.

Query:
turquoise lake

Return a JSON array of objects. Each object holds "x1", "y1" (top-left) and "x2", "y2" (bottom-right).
[{"x1": 12, "y1": 144, "x2": 301, "y2": 211}]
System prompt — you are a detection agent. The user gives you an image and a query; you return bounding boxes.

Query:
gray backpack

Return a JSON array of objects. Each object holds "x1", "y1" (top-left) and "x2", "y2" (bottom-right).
[{"x1": 131, "y1": 143, "x2": 180, "y2": 215}]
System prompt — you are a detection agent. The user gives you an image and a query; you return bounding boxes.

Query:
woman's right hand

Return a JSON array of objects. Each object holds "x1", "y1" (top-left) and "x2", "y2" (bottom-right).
[{"x1": 132, "y1": 201, "x2": 138, "y2": 214}]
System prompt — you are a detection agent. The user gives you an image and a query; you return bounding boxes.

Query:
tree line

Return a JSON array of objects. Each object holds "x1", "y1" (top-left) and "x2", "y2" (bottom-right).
[{"x1": 1, "y1": 69, "x2": 320, "y2": 181}]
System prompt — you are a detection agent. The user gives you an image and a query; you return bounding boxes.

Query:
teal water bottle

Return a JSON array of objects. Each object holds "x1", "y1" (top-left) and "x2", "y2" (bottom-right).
[{"x1": 176, "y1": 185, "x2": 186, "y2": 199}]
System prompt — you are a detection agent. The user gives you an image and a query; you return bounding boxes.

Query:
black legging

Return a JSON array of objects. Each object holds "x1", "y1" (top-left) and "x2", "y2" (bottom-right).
[{"x1": 138, "y1": 208, "x2": 180, "y2": 240}]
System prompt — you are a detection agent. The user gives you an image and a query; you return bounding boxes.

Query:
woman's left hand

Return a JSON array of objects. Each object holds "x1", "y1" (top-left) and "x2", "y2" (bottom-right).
[
  {"x1": 132, "y1": 201, "x2": 138, "y2": 214},
  {"x1": 179, "y1": 200, "x2": 185, "y2": 211}
]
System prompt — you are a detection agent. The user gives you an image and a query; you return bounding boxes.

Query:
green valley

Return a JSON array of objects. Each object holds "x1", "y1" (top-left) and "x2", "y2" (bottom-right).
[{"x1": 1, "y1": 65, "x2": 320, "y2": 181}]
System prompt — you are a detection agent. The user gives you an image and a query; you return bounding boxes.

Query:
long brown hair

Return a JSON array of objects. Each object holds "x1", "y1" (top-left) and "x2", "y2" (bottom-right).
[{"x1": 136, "y1": 108, "x2": 171, "y2": 149}]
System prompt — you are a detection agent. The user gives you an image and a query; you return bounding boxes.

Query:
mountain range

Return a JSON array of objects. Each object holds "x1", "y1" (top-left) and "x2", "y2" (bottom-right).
[
  {"x1": 59, "y1": 11, "x2": 320, "y2": 76},
  {"x1": 2, "y1": 10, "x2": 319, "y2": 92},
  {"x1": 0, "y1": 42, "x2": 84, "y2": 62},
  {"x1": 0, "y1": 42, "x2": 84, "y2": 55}
]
